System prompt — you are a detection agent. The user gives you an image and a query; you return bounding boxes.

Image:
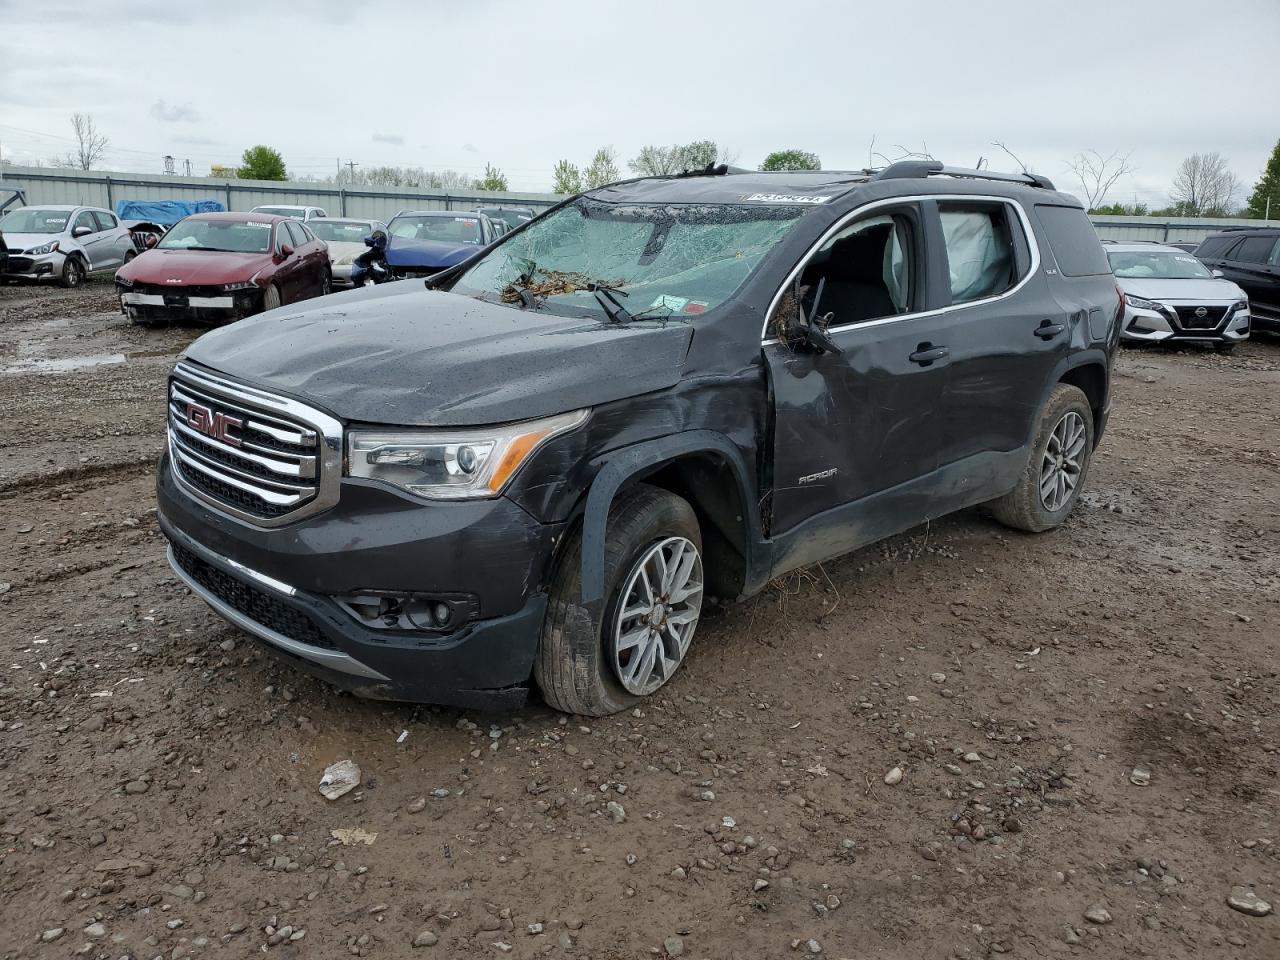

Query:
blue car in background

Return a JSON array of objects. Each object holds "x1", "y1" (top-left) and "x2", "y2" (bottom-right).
[{"x1": 379, "y1": 210, "x2": 500, "y2": 280}]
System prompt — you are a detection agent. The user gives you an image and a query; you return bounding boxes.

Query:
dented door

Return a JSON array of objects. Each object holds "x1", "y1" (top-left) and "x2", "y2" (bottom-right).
[{"x1": 763, "y1": 311, "x2": 951, "y2": 537}]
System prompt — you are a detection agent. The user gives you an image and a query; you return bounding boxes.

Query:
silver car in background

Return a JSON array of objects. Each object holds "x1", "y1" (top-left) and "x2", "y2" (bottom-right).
[
  {"x1": 249, "y1": 205, "x2": 327, "y2": 221},
  {"x1": 306, "y1": 217, "x2": 387, "y2": 286},
  {"x1": 1107, "y1": 242, "x2": 1250, "y2": 350},
  {"x1": 0, "y1": 204, "x2": 136, "y2": 287}
]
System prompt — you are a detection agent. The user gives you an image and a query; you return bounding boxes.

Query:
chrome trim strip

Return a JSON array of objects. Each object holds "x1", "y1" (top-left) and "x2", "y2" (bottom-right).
[
  {"x1": 168, "y1": 411, "x2": 317, "y2": 479},
  {"x1": 170, "y1": 435, "x2": 311, "y2": 495},
  {"x1": 170, "y1": 362, "x2": 343, "y2": 529},
  {"x1": 760, "y1": 193, "x2": 1043, "y2": 343},
  {"x1": 167, "y1": 546, "x2": 389, "y2": 682},
  {"x1": 171, "y1": 439, "x2": 306, "y2": 507}
]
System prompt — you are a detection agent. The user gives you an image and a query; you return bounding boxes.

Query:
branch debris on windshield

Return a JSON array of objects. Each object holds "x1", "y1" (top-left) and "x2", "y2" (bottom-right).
[{"x1": 501, "y1": 270, "x2": 623, "y2": 305}]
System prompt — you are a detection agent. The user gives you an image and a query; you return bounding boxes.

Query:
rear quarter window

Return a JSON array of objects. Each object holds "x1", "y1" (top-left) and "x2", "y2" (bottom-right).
[
  {"x1": 1034, "y1": 205, "x2": 1110, "y2": 277},
  {"x1": 1194, "y1": 236, "x2": 1235, "y2": 259}
]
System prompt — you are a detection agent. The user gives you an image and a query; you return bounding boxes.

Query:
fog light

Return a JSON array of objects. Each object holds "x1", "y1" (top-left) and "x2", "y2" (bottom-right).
[
  {"x1": 434, "y1": 602, "x2": 451, "y2": 625},
  {"x1": 336, "y1": 591, "x2": 478, "y2": 632}
]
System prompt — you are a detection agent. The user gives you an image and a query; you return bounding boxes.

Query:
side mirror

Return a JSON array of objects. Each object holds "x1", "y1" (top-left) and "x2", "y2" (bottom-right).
[
  {"x1": 278, "y1": 244, "x2": 294, "y2": 258},
  {"x1": 1212, "y1": 268, "x2": 1224, "y2": 278},
  {"x1": 72, "y1": 225, "x2": 92, "y2": 238}
]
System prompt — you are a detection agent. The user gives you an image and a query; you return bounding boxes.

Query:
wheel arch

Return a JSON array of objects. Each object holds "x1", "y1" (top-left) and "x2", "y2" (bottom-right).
[
  {"x1": 579, "y1": 431, "x2": 765, "y2": 618},
  {"x1": 1057, "y1": 359, "x2": 1108, "y2": 442}
]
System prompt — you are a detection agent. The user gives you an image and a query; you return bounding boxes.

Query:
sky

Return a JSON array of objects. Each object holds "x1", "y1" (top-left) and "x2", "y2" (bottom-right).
[{"x1": 1, "y1": 0, "x2": 1278, "y2": 205}]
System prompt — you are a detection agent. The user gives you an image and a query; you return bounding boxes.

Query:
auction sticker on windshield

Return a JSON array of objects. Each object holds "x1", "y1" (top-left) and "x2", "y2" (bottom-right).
[{"x1": 742, "y1": 193, "x2": 831, "y2": 204}]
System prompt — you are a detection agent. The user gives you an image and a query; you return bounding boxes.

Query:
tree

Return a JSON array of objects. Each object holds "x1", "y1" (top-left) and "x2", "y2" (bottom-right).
[
  {"x1": 237, "y1": 145, "x2": 288, "y2": 181},
  {"x1": 63, "y1": 113, "x2": 109, "y2": 170},
  {"x1": 552, "y1": 159, "x2": 582, "y2": 194},
  {"x1": 676, "y1": 140, "x2": 720, "y2": 170},
  {"x1": 474, "y1": 163, "x2": 509, "y2": 192},
  {"x1": 760, "y1": 149, "x2": 821, "y2": 172},
  {"x1": 1065, "y1": 149, "x2": 1133, "y2": 212},
  {"x1": 1090, "y1": 201, "x2": 1150, "y2": 217},
  {"x1": 209, "y1": 164, "x2": 238, "y2": 179},
  {"x1": 1170, "y1": 153, "x2": 1240, "y2": 216},
  {"x1": 1244, "y1": 139, "x2": 1280, "y2": 219},
  {"x1": 584, "y1": 147, "x2": 620, "y2": 189},
  {"x1": 628, "y1": 145, "x2": 682, "y2": 177}
]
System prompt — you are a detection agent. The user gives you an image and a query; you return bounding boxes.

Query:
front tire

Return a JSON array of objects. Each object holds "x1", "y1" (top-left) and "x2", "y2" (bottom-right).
[
  {"x1": 59, "y1": 256, "x2": 85, "y2": 288},
  {"x1": 262, "y1": 283, "x2": 282, "y2": 312},
  {"x1": 990, "y1": 384, "x2": 1094, "y2": 533},
  {"x1": 535, "y1": 485, "x2": 704, "y2": 716}
]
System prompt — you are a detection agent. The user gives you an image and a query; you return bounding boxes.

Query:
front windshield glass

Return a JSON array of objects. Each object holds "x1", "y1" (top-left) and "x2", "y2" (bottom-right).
[
  {"x1": 157, "y1": 218, "x2": 274, "y2": 253},
  {"x1": 0, "y1": 208, "x2": 71, "y2": 234},
  {"x1": 452, "y1": 198, "x2": 806, "y2": 318},
  {"x1": 1109, "y1": 250, "x2": 1212, "y2": 280},
  {"x1": 390, "y1": 215, "x2": 484, "y2": 245},
  {"x1": 309, "y1": 221, "x2": 375, "y2": 243}
]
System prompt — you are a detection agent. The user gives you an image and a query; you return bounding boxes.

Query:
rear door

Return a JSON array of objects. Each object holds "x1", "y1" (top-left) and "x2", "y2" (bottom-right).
[
  {"x1": 292, "y1": 221, "x2": 327, "y2": 296},
  {"x1": 929, "y1": 198, "x2": 1072, "y2": 469},
  {"x1": 1223, "y1": 235, "x2": 1280, "y2": 318},
  {"x1": 764, "y1": 202, "x2": 949, "y2": 545}
]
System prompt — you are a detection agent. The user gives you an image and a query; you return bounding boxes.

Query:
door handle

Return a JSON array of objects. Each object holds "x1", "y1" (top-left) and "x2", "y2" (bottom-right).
[
  {"x1": 909, "y1": 344, "x2": 949, "y2": 366},
  {"x1": 1035, "y1": 320, "x2": 1066, "y2": 340}
]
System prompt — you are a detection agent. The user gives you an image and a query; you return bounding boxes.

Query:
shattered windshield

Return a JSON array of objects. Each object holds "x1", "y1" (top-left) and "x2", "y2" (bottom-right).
[{"x1": 451, "y1": 198, "x2": 807, "y2": 319}]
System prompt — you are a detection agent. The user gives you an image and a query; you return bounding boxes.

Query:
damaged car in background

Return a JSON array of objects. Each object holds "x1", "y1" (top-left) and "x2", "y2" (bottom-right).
[
  {"x1": 157, "y1": 161, "x2": 1120, "y2": 715},
  {"x1": 307, "y1": 217, "x2": 387, "y2": 287},
  {"x1": 366, "y1": 210, "x2": 499, "y2": 281},
  {"x1": 116, "y1": 212, "x2": 331, "y2": 325},
  {"x1": 0, "y1": 204, "x2": 137, "y2": 286}
]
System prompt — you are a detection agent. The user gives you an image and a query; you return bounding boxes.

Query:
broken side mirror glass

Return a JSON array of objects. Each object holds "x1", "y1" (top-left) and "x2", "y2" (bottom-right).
[{"x1": 773, "y1": 276, "x2": 842, "y2": 355}]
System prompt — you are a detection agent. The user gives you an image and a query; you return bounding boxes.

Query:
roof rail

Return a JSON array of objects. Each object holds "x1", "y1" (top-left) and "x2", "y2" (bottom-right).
[
  {"x1": 1217, "y1": 225, "x2": 1273, "y2": 232},
  {"x1": 875, "y1": 160, "x2": 1055, "y2": 191}
]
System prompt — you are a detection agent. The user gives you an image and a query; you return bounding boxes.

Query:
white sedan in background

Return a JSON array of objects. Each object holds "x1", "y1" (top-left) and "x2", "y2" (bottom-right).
[{"x1": 307, "y1": 218, "x2": 387, "y2": 286}]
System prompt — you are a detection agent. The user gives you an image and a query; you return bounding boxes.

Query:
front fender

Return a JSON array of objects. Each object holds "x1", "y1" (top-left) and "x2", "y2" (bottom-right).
[{"x1": 579, "y1": 430, "x2": 765, "y2": 617}]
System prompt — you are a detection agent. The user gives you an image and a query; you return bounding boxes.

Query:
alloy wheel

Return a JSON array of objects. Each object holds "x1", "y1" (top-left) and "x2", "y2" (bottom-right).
[
  {"x1": 611, "y1": 536, "x2": 704, "y2": 695},
  {"x1": 1039, "y1": 410, "x2": 1086, "y2": 511}
]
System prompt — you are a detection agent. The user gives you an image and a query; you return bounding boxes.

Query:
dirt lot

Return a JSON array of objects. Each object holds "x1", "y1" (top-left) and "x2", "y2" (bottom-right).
[{"x1": 0, "y1": 281, "x2": 1276, "y2": 960}]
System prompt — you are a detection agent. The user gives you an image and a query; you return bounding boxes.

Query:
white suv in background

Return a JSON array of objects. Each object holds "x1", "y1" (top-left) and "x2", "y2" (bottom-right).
[
  {"x1": 249, "y1": 205, "x2": 327, "y2": 221},
  {"x1": 1106, "y1": 241, "x2": 1250, "y2": 351},
  {"x1": 0, "y1": 204, "x2": 136, "y2": 287}
]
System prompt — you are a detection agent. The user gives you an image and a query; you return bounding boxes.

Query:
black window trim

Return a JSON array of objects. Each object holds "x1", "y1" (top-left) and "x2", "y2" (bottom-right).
[{"x1": 761, "y1": 193, "x2": 1042, "y2": 344}]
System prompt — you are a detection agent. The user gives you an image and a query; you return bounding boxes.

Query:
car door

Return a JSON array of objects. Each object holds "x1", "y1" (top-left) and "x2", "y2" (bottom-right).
[
  {"x1": 763, "y1": 202, "x2": 950, "y2": 552},
  {"x1": 271, "y1": 221, "x2": 304, "y2": 302},
  {"x1": 1223, "y1": 235, "x2": 1280, "y2": 317},
  {"x1": 928, "y1": 198, "x2": 1072, "y2": 471},
  {"x1": 292, "y1": 221, "x2": 326, "y2": 296},
  {"x1": 71, "y1": 209, "x2": 107, "y2": 270},
  {"x1": 92, "y1": 211, "x2": 129, "y2": 269}
]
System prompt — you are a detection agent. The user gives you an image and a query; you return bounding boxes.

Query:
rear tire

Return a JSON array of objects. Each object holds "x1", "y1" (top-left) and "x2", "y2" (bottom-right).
[
  {"x1": 535, "y1": 485, "x2": 704, "y2": 716},
  {"x1": 262, "y1": 283, "x2": 282, "y2": 312},
  {"x1": 123, "y1": 250, "x2": 137, "y2": 265},
  {"x1": 990, "y1": 384, "x2": 1094, "y2": 533},
  {"x1": 59, "y1": 256, "x2": 85, "y2": 288}
]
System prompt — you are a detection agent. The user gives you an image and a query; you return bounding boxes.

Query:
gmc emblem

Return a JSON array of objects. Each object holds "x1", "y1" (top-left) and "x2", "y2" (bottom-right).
[{"x1": 185, "y1": 402, "x2": 242, "y2": 447}]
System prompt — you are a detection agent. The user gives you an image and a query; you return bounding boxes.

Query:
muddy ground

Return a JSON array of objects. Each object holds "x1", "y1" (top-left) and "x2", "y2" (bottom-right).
[{"x1": 0, "y1": 281, "x2": 1276, "y2": 960}]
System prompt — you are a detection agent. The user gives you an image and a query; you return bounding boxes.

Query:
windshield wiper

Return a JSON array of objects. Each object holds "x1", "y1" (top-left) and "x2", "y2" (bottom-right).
[{"x1": 590, "y1": 284, "x2": 634, "y2": 324}]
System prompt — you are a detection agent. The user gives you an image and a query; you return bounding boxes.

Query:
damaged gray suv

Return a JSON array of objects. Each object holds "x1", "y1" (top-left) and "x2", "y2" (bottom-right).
[{"x1": 158, "y1": 161, "x2": 1121, "y2": 715}]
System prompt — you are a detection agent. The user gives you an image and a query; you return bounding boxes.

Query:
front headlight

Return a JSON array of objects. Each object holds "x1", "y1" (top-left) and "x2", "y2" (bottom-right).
[
  {"x1": 116, "y1": 275, "x2": 133, "y2": 288},
  {"x1": 1126, "y1": 295, "x2": 1165, "y2": 312},
  {"x1": 222, "y1": 281, "x2": 258, "y2": 291},
  {"x1": 347, "y1": 409, "x2": 588, "y2": 500},
  {"x1": 26, "y1": 240, "x2": 59, "y2": 256}
]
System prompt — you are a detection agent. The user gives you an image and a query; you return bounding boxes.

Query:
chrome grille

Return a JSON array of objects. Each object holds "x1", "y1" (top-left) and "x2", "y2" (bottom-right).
[{"x1": 167, "y1": 362, "x2": 342, "y2": 527}]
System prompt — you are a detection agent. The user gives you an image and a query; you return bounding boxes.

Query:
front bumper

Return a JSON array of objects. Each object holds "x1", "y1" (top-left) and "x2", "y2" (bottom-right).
[
  {"x1": 157, "y1": 454, "x2": 561, "y2": 708},
  {"x1": 331, "y1": 263, "x2": 354, "y2": 284},
  {"x1": 1120, "y1": 300, "x2": 1249, "y2": 344},
  {"x1": 119, "y1": 287, "x2": 261, "y2": 325},
  {"x1": 1, "y1": 249, "x2": 63, "y2": 280}
]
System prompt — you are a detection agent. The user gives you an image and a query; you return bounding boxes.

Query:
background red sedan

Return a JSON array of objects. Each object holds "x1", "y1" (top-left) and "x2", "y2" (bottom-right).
[{"x1": 115, "y1": 212, "x2": 331, "y2": 326}]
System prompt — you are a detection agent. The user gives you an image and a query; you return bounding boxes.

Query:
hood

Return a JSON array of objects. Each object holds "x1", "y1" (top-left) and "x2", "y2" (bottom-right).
[
  {"x1": 325, "y1": 240, "x2": 367, "y2": 264},
  {"x1": 5, "y1": 232, "x2": 63, "y2": 252},
  {"x1": 183, "y1": 286, "x2": 693, "y2": 426},
  {"x1": 119, "y1": 248, "x2": 273, "y2": 286},
  {"x1": 1117, "y1": 276, "x2": 1245, "y2": 303},
  {"x1": 385, "y1": 238, "x2": 479, "y2": 269}
]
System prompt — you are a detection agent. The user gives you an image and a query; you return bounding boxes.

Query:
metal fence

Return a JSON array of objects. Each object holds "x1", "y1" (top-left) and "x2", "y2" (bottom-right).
[
  {"x1": 3, "y1": 165, "x2": 1277, "y2": 243},
  {"x1": 0, "y1": 165, "x2": 566, "y2": 222}
]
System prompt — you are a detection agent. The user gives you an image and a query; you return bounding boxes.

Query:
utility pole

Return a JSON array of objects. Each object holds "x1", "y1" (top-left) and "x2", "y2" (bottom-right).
[
  {"x1": 183, "y1": 158, "x2": 192, "y2": 177},
  {"x1": 163, "y1": 155, "x2": 175, "y2": 175},
  {"x1": 345, "y1": 159, "x2": 359, "y2": 182}
]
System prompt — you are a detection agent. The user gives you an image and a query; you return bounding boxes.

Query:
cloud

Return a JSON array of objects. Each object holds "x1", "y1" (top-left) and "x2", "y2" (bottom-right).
[
  {"x1": 371, "y1": 132, "x2": 404, "y2": 145},
  {"x1": 150, "y1": 99, "x2": 198, "y2": 123},
  {"x1": 463, "y1": 143, "x2": 478, "y2": 154},
  {"x1": 172, "y1": 134, "x2": 216, "y2": 145}
]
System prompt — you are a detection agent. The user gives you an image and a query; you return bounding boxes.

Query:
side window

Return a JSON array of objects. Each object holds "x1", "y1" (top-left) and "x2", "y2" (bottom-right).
[
  {"x1": 285, "y1": 221, "x2": 307, "y2": 248},
  {"x1": 72, "y1": 210, "x2": 97, "y2": 235},
  {"x1": 938, "y1": 202, "x2": 1021, "y2": 303},
  {"x1": 93, "y1": 211, "x2": 117, "y2": 232},
  {"x1": 1234, "y1": 236, "x2": 1278, "y2": 264},
  {"x1": 1034, "y1": 204, "x2": 1111, "y2": 277},
  {"x1": 792, "y1": 213, "x2": 913, "y2": 327},
  {"x1": 1195, "y1": 236, "x2": 1232, "y2": 259}
]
